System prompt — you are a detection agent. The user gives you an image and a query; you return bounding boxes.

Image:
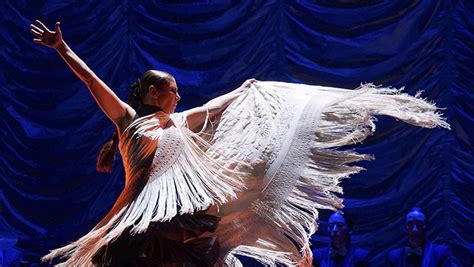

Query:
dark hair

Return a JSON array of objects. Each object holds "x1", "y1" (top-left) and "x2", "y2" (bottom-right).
[
  {"x1": 410, "y1": 207, "x2": 423, "y2": 213},
  {"x1": 96, "y1": 70, "x2": 173, "y2": 173},
  {"x1": 406, "y1": 207, "x2": 427, "y2": 225}
]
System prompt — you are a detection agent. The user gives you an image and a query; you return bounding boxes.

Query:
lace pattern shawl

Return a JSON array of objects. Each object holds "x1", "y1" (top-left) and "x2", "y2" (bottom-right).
[
  {"x1": 203, "y1": 82, "x2": 448, "y2": 266},
  {"x1": 42, "y1": 112, "x2": 246, "y2": 266},
  {"x1": 42, "y1": 81, "x2": 448, "y2": 266}
]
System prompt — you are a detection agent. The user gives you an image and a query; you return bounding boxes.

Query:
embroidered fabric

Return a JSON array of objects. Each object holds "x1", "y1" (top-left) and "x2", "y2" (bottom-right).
[
  {"x1": 41, "y1": 111, "x2": 245, "y2": 266},
  {"x1": 199, "y1": 82, "x2": 448, "y2": 266},
  {"x1": 148, "y1": 126, "x2": 184, "y2": 178},
  {"x1": 42, "y1": 81, "x2": 449, "y2": 266}
]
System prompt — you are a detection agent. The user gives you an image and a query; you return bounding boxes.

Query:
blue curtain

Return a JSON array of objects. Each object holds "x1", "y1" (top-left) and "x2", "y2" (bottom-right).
[{"x1": 0, "y1": 0, "x2": 472, "y2": 265}]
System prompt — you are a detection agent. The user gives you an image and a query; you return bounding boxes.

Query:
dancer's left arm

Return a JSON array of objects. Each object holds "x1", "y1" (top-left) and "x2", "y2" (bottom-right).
[{"x1": 185, "y1": 78, "x2": 256, "y2": 131}]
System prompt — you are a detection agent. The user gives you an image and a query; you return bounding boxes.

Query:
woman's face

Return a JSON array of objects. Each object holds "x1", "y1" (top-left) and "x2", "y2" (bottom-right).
[{"x1": 154, "y1": 78, "x2": 181, "y2": 114}]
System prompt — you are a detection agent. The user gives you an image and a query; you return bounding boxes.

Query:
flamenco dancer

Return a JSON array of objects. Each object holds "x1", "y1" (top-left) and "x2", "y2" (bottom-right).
[{"x1": 30, "y1": 20, "x2": 449, "y2": 266}]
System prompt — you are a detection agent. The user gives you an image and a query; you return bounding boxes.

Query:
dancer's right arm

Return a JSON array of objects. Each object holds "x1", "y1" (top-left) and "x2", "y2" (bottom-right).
[{"x1": 30, "y1": 20, "x2": 136, "y2": 133}]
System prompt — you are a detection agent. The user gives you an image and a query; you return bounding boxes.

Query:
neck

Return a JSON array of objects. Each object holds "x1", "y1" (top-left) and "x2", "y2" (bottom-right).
[
  {"x1": 408, "y1": 237, "x2": 425, "y2": 248},
  {"x1": 142, "y1": 97, "x2": 156, "y2": 106},
  {"x1": 331, "y1": 239, "x2": 349, "y2": 249},
  {"x1": 138, "y1": 104, "x2": 162, "y2": 116}
]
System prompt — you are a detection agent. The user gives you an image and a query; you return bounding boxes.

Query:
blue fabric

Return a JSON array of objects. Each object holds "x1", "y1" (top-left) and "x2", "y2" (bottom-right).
[{"x1": 0, "y1": 1, "x2": 472, "y2": 265}]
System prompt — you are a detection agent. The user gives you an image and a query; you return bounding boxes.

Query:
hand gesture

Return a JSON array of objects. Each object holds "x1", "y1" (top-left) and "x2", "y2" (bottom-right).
[
  {"x1": 241, "y1": 78, "x2": 257, "y2": 89},
  {"x1": 30, "y1": 20, "x2": 63, "y2": 49},
  {"x1": 235, "y1": 78, "x2": 258, "y2": 93}
]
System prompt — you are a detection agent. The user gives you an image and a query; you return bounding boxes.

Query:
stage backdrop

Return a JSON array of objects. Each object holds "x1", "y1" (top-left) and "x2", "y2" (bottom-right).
[{"x1": 1, "y1": 0, "x2": 473, "y2": 265}]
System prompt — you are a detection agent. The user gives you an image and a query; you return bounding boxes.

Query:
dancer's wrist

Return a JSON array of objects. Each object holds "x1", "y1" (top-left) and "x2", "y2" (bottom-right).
[{"x1": 54, "y1": 39, "x2": 66, "y2": 51}]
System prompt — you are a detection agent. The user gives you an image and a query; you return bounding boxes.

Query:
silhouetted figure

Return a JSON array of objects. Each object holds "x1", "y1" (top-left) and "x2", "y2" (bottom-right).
[
  {"x1": 312, "y1": 212, "x2": 369, "y2": 267},
  {"x1": 387, "y1": 208, "x2": 455, "y2": 267}
]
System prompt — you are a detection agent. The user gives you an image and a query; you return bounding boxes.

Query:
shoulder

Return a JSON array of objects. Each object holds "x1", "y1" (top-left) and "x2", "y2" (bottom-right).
[
  {"x1": 431, "y1": 243, "x2": 450, "y2": 252},
  {"x1": 116, "y1": 107, "x2": 138, "y2": 135},
  {"x1": 312, "y1": 247, "x2": 329, "y2": 261},
  {"x1": 353, "y1": 247, "x2": 370, "y2": 260},
  {"x1": 387, "y1": 247, "x2": 404, "y2": 261},
  {"x1": 170, "y1": 112, "x2": 188, "y2": 128},
  {"x1": 429, "y1": 243, "x2": 452, "y2": 259}
]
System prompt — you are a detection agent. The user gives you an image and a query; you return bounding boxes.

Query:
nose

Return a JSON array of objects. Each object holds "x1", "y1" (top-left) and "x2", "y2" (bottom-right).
[
  {"x1": 331, "y1": 224, "x2": 339, "y2": 234},
  {"x1": 176, "y1": 93, "x2": 181, "y2": 102}
]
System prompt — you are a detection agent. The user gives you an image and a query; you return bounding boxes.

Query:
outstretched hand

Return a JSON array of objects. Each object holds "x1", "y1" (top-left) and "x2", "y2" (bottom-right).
[
  {"x1": 241, "y1": 78, "x2": 257, "y2": 89},
  {"x1": 235, "y1": 78, "x2": 258, "y2": 94},
  {"x1": 30, "y1": 20, "x2": 63, "y2": 49}
]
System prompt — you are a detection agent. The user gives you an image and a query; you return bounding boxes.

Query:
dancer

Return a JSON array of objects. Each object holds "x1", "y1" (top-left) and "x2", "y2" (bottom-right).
[
  {"x1": 31, "y1": 20, "x2": 449, "y2": 266},
  {"x1": 30, "y1": 19, "x2": 253, "y2": 266}
]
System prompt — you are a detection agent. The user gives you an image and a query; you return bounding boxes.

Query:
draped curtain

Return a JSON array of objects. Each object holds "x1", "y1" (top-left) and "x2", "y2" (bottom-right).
[{"x1": 0, "y1": 0, "x2": 472, "y2": 265}]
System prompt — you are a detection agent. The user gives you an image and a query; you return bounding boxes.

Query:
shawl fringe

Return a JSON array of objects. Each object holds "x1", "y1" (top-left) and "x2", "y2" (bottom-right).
[
  {"x1": 42, "y1": 82, "x2": 449, "y2": 266},
  {"x1": 218, "y1": 82, "x2": 449, "y2": 266}
]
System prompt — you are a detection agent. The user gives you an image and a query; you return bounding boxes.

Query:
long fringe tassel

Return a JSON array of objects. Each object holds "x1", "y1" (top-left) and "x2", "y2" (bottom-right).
[
  {"x1": 42, "y1": 113, "x2": 247, "y2": 266},
  {"x1": 221, "y1": 82, "x2": 449, "y2": 266},
  {"x1": 42, "y1": 82, "x2": 449, "y2": 266}
]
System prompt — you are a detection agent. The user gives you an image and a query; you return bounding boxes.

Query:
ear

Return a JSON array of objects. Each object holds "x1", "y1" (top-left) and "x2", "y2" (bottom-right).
[{"x1": 148, "y1": 85, "x2": 158, "y2": 99}]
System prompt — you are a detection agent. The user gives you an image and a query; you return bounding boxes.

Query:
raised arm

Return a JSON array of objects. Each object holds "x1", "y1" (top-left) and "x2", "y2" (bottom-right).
[
  {"x1": 185, "y1": 79, "x2": 257, "y2": 131},
  {"x1": 30, "y1": 20, "x2": 135, "y2": 133}
]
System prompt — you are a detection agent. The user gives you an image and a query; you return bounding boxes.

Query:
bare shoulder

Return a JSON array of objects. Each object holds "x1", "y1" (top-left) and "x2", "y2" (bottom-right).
[
  {"x1": 181, "y1": 106, "x2": 208, "y2": 132},
  {"x1": 116, "y1": 106, "x2": 137, "y2": 135}
]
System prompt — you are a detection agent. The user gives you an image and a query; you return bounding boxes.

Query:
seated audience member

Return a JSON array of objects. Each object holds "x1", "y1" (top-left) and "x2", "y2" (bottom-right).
[
  {"x1": 312, "y1": 212, "x2": 369, "y2": 267},
  {"x1": 387, "y1": 207, "x2": 455, "y2": 267}
]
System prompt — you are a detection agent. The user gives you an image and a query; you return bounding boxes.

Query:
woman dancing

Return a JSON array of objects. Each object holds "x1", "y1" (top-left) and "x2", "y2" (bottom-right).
[{"x1": 31, "y1": 20, "x2": 449, "y2": 266}]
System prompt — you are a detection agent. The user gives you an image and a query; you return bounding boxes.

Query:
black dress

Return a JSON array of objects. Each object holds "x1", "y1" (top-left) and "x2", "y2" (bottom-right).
[{"x1": 91, "y1": 212, "x2": 220, "y2": 266}]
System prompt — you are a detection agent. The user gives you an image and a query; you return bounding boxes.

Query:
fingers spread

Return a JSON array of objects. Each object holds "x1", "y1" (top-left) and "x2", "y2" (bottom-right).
[
  {"x1": 55, "y1": 22, "x2": 61, "y2": 34},
  {"x1": 35, "y1": 20, "x2": 49, "y2": 32},
  {"x1": 30, "y1": 24, "x2": 43, "y2": 33},
  {"x1": 30, "y1": 29, "x2": 42, "y2": 38}
]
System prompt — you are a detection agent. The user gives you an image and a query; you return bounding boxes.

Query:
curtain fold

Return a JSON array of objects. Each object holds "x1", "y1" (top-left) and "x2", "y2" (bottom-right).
[{"x1": 0, "y1": 0, "x2": 472, "y2": 265}]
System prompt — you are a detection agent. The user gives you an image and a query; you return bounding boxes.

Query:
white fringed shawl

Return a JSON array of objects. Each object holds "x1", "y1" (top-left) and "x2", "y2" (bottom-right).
[{"x1": 42, "y1": 81, "x2": 449, "y2": 266}]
